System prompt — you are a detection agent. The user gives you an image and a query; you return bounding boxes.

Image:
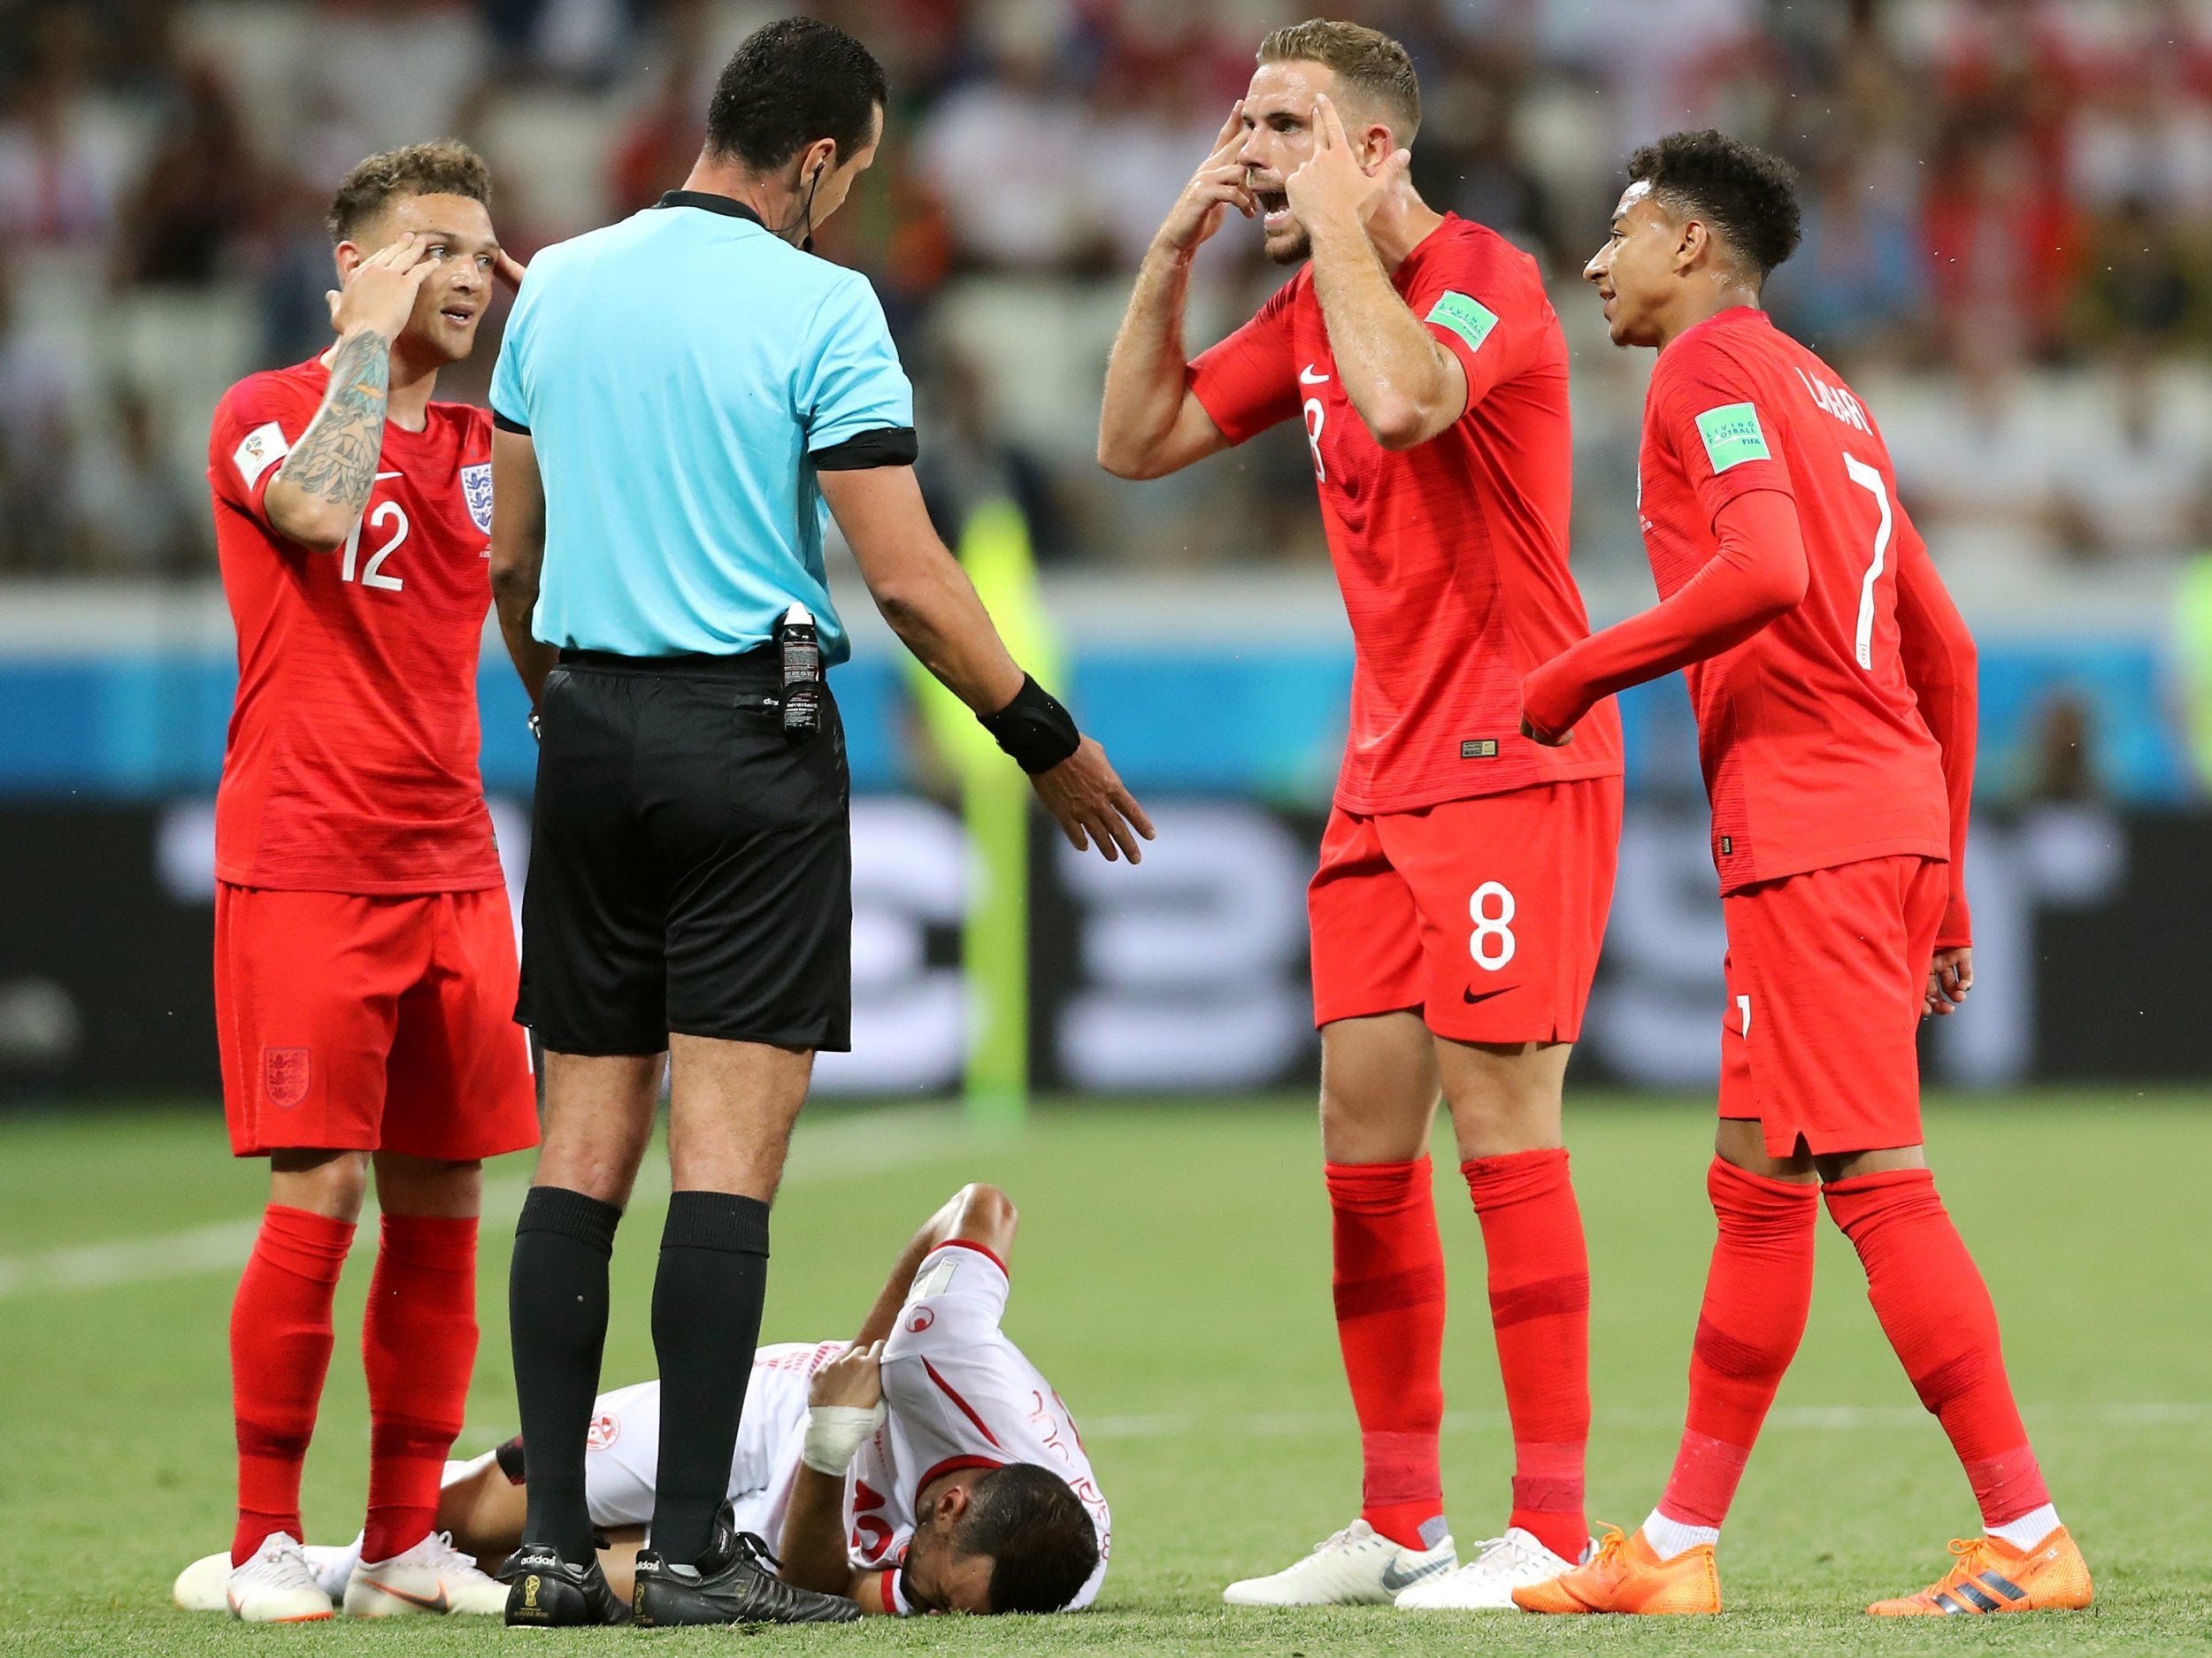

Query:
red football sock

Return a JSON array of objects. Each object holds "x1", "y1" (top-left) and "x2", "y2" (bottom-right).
[
  {"x1": 362, "y1": 1213, "x2": 480, "y2": 1563},
  {"x1": 231, "y1": 1204, "x2": 354, "y2": 1565},
  {"x1": 1657, "y1": 1158, "x2": 1818, "y2": 1529},
  {"x1": 1325, "y1": 1158, "x2": 1447, "y2": 1549},
  {"x1": 1462, "y1": 1148, "x2": 1590, "y2": 1562},
  {"x1": 1824, "y1": 1169, "x2": 2052, "y2": 1528}
]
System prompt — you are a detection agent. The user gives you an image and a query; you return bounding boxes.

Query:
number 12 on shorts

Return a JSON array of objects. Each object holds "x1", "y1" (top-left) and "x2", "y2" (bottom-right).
[{"x1": 1469, "y1": 881, "x2": 1516, "y2": 971}]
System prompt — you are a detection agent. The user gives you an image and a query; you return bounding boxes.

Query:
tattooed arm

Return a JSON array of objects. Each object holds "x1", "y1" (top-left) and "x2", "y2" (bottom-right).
[{"x1": 264, "y1": 233, "x2": 435, "y2": 550}]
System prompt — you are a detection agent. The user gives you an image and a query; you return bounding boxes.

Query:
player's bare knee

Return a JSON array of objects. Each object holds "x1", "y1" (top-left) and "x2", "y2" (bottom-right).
[
  {"x1": 1816, "y1": 1143, "x2": 1927, "y2": 1184},
  {"x1": 1317, "y1": 1084, "x2": 1432, "y2": 1163},
  {"x1": 1714, "y1": 1119, "x2": 1813, "y2": 1181},
  {"x1": 1445, "y1": 1094, "x2": 1562, "y2": 1160},
  {"x1": 268, "y1": 1148, "x2": 370, "y2": 1220},
  {"x1": 1436, "y1": 1043, "x2": 1565, "y2": 1156},
  {"x1": 373, "y1": 1152, "x2": 483, "y2": 1217}
]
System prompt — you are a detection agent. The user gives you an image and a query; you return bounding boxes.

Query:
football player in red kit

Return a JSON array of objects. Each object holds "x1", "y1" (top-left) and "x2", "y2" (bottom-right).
[
  {"x1": 205, "y1": 142, "x2": 539, "y2": 1622},
  {"x1": 1513, "y1": 130, "x2": 2091, "y2": 1619},
  {"x1": 1100, "y1": 20, "x2": 1620, "y2": 1608}
]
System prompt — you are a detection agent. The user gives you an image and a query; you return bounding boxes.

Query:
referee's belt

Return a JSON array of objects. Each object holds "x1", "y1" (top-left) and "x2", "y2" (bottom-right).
[{"x1": 558, "y1": 647, "x2": 779, "y2": 679}]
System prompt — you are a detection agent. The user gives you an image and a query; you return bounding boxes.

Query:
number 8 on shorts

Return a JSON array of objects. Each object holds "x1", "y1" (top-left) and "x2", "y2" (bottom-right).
[{"x1": 1469, "y1": 880, "x2": 1517, "y2": 971}]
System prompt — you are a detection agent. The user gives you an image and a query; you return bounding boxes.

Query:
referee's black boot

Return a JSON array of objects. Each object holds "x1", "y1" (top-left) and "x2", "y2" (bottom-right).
[
  {"x1": 632, "y1": 1523, "x2": 860, "y2": 1627},
  {"x1": 501, "y1": 1542, "x2": 633, "y2": 1627}
]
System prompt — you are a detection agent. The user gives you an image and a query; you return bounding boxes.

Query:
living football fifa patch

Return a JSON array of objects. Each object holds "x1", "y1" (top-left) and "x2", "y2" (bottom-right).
[
  {"x1": 1695, "y1": 403, "x2": 1771, "y2": 473},
  {"x1": 1425, "y1": 291, "x2": 1500, "y2": 356},
  {"x1": 233, "y1": 421, "x2": 291, "y2": 489},
  {"x1": 461, "y1": 462, "x2": 494, "y2": 533}
]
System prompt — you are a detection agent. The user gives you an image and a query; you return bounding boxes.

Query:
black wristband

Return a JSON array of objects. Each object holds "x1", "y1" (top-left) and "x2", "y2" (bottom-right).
[{"x1": 978, "y1": 674, "x2": 1081, "y2": 774}]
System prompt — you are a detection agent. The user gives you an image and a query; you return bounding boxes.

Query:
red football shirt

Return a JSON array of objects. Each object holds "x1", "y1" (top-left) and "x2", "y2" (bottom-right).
[
  {"x1": 1188, "y1": 214, "x2": 1622, "y2": 815},
  {"x1": 1634, "y1": 308, "x2": 1952, "y2": 892},
  {"x1": 208, "y1": 358, "x2": 504, "y2": 894}
]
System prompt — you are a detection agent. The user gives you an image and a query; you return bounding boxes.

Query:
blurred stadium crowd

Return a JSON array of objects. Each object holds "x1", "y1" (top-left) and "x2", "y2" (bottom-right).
[{"x1": 3, "y1": 0, "x2": 2210, "y2": 583}]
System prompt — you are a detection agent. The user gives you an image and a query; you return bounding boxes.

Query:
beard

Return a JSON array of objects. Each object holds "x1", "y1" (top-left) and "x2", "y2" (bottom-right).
[
  {"x1": 1264, "y1": 223, "x2": 1311, "y2": 265},
  {"x1": 405, "y1": 315, "x2": 478, "y2": 366}
]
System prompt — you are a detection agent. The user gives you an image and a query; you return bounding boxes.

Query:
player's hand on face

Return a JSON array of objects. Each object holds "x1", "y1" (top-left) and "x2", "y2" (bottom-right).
[
  {"x1": 326, "y1": 232, "x2": 438, "y2": 343},
  {"x1": 1283, "y1": 95, "x2": 1409, "y2": 231},
  {"x1": 1032, "y1": 736, "x2": 1156, "y2": 864},
  {"x1": 493, "y1": 248, "x2": 527, "y2": 293},
  {"x1": 1159, "y1": 102, "x2": 1254, "y2": 255},
  {"x1": 810, "y1": 1340, "x2": 886, "y2": 1410},
  {"x1": 1924, "y1": 945, "x2": 1972, "y2": 1018}
]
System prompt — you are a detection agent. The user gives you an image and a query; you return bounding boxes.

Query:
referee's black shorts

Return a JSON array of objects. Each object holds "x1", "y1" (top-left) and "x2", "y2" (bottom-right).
[{"x1": 517, "y1": 649, "x2": 851, "y2": 1055}]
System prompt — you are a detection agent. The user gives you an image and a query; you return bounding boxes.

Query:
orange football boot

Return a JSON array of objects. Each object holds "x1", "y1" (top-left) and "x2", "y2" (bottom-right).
[
  {"x1": 1512, "y1": 1526, "x2": 1721, "y2": 1616},
  {"x1": 1867, "y1": 1527, "x2": 2092, "y2": 1616}
]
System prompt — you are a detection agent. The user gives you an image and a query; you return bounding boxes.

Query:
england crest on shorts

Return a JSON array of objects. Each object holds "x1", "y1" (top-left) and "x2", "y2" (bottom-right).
[
  {"x1": 264, "y1": 1047, "x2": 310, "y2": 1109},
  {"x1": 460, "y1": 462, "x2": 494, "y2": 533}
]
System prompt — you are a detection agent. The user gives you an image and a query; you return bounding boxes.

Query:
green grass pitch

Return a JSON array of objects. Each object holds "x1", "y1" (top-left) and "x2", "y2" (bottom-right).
[{"x1": 3, "y1": 1092, "x2": 2208, "y2": 1654}]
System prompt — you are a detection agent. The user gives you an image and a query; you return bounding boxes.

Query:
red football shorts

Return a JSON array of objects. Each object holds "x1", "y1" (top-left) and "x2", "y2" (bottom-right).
[
  {"x1": 1718, "y1": 854, "x2": 1947, "y2": 1158},
  {"x1": 215, "y1": 883, "x2": 540, "y2": 1161},
  {"x1": 1308, "y1": 777, "x2": 1621, "y2": 1044}
]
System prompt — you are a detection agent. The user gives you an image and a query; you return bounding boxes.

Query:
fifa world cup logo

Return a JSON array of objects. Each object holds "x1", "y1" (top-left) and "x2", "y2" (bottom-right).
[{"x1": 522, "y1": 1574, "x2": 540, "y2": 1609}]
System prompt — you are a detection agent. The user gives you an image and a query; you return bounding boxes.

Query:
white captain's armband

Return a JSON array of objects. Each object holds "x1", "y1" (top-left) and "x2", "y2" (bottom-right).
[
  {"x1": 904, "y1": 1252, "x2": 961, "y2": 1307},
  {"x1": 233, "y1": 421, "x2": 291, "y2": 489}
]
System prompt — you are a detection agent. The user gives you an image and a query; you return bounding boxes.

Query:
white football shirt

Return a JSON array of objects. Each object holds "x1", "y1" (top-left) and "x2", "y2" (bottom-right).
[{"x1": 847, "y1": 1240, "x2": 1110, "y2": 1610}]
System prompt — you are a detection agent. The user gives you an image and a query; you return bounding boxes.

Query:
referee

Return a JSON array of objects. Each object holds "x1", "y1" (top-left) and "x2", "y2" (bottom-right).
[{"x1": 485, "y1": 17, "x2": 1151, "y2": 1630}]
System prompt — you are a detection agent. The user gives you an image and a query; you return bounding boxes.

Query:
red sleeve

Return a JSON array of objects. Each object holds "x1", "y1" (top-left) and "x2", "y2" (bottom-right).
[
  {"x1": 1651, "y1": 336, "x2": 1795, "y2": 529},
  {"x1": 1893, "y1": 510, "x2": 1978, "y2": 946},
  {"x1": 1521, "y1": 487, "x2": 1808, "y2": 740},
  {"x1": 1187, "y1": 279, "x2": 1301, "y2": 444},
  {"x1": 208, "y1": 373, "x2": 318, "y2": 532},
  {"x1": 1398, "y1": 240, "x2": 1540, "y2": 411}
]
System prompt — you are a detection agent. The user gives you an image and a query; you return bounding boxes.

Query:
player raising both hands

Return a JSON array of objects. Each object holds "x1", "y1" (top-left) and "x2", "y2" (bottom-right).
[
  {"x1": 1101, "y1": 19, "x2": 1621, "y2": 1611},
  {"x1": 204, "y1": 143, "x2": 537, "y2": 1623},
  {"x1": 1511, "y1": 131, "x2": 2090, "y2": 1620}
]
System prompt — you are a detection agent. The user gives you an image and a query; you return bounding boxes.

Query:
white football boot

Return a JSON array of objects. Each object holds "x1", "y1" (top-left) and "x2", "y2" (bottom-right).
[
  {"x1": 226, "y1": 1532, "x2": 336, "y2": 1623},
  {"x1": 342, "y1": 1531, "x2": 510, "y2": 1616},
  {"x1": 1224, "y1": 1518, "x2": 1456, "y2": 1607},
  {"x1": 172, "y1": 1551, "x2": 232, "y2": 1612},
  {"x1": 1393, "y1": 1526, "x2": 1591, "y2": 1609},
  {"x1": 304, "y1": 1536, "x2": 362, "y2": 1603}
]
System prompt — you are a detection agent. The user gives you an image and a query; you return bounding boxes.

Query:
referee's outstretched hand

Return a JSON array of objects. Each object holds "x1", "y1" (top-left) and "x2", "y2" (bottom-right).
[{"x1": 1032, "y1": 738, "x2": 1155, "y2": 864}]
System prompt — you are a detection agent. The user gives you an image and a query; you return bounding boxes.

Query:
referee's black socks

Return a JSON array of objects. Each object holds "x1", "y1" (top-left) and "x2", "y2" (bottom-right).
[
  {"x1": 649, "y1": 1191, "x2": 772, "y2": 1569},
  {"x1": 510, "y1": 1185, "x2": 623, "y2": 1563}
]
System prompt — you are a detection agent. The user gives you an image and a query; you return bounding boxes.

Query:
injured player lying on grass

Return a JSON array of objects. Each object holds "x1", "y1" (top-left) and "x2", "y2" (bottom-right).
[{"x1": 174, "y1": 1183, "x2": 1108, "y2": 1618}]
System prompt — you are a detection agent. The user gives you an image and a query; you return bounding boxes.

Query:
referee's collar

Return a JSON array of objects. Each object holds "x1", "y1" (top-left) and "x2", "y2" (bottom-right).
[{"x1": 655, "y1": 189, "x2": 766, "y2": 228}]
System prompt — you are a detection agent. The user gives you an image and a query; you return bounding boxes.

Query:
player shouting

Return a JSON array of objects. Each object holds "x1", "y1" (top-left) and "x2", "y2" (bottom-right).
[
  {"x1": 1512, "y1": 131, "x2": 2090, "y2": 1619},
  {"x1": 204, "y1": 143, "x2": 539, "y2": 1621},
  {"x1": 1100, "y1": 19, "x2": 1620, "y2": 1609}
]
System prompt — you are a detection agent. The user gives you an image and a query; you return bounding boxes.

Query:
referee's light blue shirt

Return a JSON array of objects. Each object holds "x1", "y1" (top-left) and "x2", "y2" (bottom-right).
[{"x1": 490, "y1": 192, "x2": 916, "y2": 664}]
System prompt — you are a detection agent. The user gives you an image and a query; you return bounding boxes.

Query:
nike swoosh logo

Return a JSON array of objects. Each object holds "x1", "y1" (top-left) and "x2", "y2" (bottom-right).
[
  {"x1": 373, "y1": 471, "x2": 403, "y2": 480},
  {"x1": 1299, "y1": 366, "x2": 1330, "y2": 385},
  {"x1": 1462, "y1": 985, "x2": 1515, "y2": 1005},
  {"x1": 1381, "y1": 1556, "x2": 1451, "y2": 1592},
  {"x1": 357, "y1": 1577, "x2": 449, "y2": 1613}
]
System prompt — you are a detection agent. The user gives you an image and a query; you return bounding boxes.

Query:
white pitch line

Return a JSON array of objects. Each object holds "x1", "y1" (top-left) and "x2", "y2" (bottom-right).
[{"x1": 0, "y1": 1104, "x2": 972, "y2": 1303}]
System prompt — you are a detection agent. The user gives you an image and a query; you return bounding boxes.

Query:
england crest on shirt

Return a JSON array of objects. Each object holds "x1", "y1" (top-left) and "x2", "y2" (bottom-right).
[{"x1": 460, "y1": 463, "x2": 494, "y2": 533}]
